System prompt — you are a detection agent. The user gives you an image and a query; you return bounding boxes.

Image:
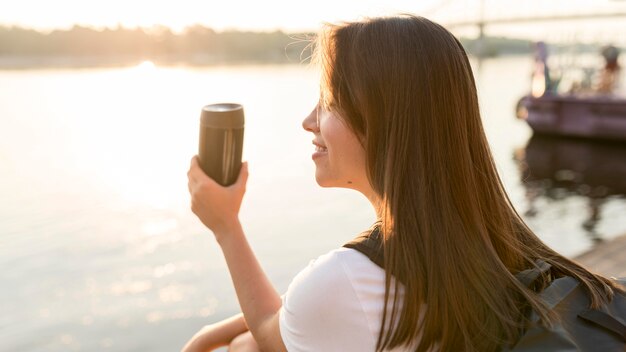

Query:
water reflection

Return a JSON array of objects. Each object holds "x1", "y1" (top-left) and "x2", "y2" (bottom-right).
[{"x1": 515, "y1": 135, "x2": 626, "y2": 241}]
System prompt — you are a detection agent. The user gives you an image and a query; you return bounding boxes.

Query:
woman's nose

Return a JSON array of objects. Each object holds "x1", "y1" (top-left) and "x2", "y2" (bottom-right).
[{"x1": 302, "y1": 106, "x2": 319, "y2": 133}]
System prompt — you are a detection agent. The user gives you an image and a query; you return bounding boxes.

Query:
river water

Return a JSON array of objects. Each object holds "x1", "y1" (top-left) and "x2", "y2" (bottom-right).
[{"x1": 1, "y1": 57, "x2": 624, "y2": 351}]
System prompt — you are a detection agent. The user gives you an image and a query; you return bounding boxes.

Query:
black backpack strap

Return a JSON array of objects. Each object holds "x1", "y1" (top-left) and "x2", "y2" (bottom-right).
[
  {"x1": 343, "y1": 223, "x2": 385, "y2": 269},
  {"x1": 575, "y1": 277, "x2": 626, "y2": 342},
  {"x1": 578, "y1": 308, "x2": 626, "y2": 342},
  {"x1": 515, "y1": 259, "x2": 553, "y2": 290}
]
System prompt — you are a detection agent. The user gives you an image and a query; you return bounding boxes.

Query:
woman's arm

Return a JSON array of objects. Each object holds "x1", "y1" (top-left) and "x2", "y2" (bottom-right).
[
  {"x1": 181, "y1": 313, "x2": 248, "y2": 352},
  {"x1": 187, "y1": 157, "x2": 287, "y2": 352},
  {"x1": 216, "y1": 222, "x2": 286, "y2": 351}
]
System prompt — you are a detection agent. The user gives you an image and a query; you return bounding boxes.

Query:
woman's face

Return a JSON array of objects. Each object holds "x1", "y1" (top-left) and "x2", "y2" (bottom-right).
[{"x1": 302, "y1": 104, "x2": 368, "y2": 191}]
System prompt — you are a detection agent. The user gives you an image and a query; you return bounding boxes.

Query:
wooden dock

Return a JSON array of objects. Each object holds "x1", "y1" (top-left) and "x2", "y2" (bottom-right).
[{"x1": 574, "y1": 234, "x2": 626, "y2": 278}]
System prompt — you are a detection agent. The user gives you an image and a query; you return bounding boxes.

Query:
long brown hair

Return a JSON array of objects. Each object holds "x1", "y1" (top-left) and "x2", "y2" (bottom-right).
[{"x1": 313, "y1": 15, "x2": 622, "y2": 351}]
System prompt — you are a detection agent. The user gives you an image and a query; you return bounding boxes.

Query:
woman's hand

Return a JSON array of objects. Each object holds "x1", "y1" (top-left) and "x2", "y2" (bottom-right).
[
  {"x1": 181, "y1": 324, "x2": 221, "y2": 352},
  {"x1": 187, "y1": 156, "x2": 249, "y2": 239},
  {"x1": 180, "y1": 313, "x2": 250, "y2": 352}
]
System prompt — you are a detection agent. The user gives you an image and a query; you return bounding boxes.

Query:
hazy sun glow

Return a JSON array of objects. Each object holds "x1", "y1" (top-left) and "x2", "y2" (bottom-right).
[
  {"x1": 1, "y1": 0, "x2": 626, "y2": 41},
  {"x1": 137, "y1": 60, "x2": 156, "y2": 70}
]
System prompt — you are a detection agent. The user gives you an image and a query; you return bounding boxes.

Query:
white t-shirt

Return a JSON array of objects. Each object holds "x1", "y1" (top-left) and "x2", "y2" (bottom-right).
[{"x1": 278, "y1": 247, "x2": 420, "y2": 351}]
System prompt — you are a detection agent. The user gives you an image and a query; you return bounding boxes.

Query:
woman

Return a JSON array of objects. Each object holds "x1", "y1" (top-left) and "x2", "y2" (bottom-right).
[{"x1": 184, "y1": 15, "x2": 621, "y2": 351}]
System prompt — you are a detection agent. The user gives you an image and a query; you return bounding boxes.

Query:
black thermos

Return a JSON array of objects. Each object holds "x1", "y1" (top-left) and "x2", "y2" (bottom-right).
[{"x1": 198, "y1": 103, "x2": 245, "y2": 186}]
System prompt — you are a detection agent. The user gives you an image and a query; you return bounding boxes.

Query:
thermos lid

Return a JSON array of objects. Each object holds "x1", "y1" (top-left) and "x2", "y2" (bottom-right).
[{"x1": 201, "y1": 103, "x2": 245, "y2": 128}]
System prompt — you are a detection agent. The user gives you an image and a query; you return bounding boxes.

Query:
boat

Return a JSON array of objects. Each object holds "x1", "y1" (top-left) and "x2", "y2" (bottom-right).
[
  {"x1": 516, "y1": 42, "x2": 626, "y2": 142},
  {"x1": 516, "y1": 93, "x2": 626, "y2": 141}
]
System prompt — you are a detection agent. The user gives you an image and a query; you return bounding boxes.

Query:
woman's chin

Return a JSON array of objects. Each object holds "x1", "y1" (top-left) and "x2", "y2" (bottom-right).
[
  {"x1": 314, "y1": 177, "x2": 330, "y2": 188},
  {"x1": 315, "y1": 175, "x2": 355, "y2": 190},
  {"x1": 314, "y1": 173, "x2": 334, "y2": 188}
]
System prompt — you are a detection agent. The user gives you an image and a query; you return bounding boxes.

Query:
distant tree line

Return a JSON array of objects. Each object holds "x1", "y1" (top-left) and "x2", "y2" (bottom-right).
[
  {"x1": 0, "y1": 25, "x2": 315, "y2": 66},
  {"x1": 0, "y1": 25, "x2": 546, "y2": 67}
]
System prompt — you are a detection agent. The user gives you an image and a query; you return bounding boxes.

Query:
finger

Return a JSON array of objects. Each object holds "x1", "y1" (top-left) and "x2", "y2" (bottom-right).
[
  {"x1": 187, "y1": 156, "x2": 198, "y2": 182},
  {"x1": 233, "y1": 161, "x2": 249, "y2": 188},
  {"x1": 188, "y1": 155, "x2": 211, "y2": 183}
]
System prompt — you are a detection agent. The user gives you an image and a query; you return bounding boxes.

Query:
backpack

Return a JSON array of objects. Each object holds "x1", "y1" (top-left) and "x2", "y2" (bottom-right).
[{"x1": 343, "y1": 225, "x2": 626, "y2": 351}]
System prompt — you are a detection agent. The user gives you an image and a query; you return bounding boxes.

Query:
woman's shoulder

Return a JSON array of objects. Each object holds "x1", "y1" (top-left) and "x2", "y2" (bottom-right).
[
  {"x1": 289, "y1": 247, "x2": 386, "y2": 290},
  {"x1": 279, "y1": 247, "x2": 390, "y2": 351},
  {"x1": 282, "y1": 246, "x2": 391, "y2": 322}
]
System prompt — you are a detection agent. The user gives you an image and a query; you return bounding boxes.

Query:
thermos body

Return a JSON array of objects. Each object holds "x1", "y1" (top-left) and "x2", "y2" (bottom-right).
[{"x1": 198, "y1": 103, "x2": 245, "y2": 186}]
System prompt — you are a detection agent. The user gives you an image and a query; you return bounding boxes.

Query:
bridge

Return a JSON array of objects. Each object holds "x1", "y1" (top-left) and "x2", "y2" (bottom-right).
[
  {"x1": 423, "y1": 0, "x2": 626, "y2": 56},
  {"x1": 447, "y1": 12, "x2": 626, "y2": 28}
]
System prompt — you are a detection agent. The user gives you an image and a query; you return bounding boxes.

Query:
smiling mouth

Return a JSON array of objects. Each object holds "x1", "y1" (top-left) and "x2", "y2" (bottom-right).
[
  {"x1": 315, "y1": 145, "x2": 328, "y2": 152},
  {"x1": 312, "y1": 143, "x2": 327, "y2": 160},
  {"x1": 312, "y1": 140, "x2": 327, "y2": 152}
]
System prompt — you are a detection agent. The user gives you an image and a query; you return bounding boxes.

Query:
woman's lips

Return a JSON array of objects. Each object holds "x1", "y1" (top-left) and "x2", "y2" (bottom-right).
[{"x1": 312, "y1": 141, "x2": 327, "y2": 159}]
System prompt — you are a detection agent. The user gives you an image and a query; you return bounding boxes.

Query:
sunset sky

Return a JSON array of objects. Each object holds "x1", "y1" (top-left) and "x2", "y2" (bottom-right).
[{"x1": 2, "y1": 0, "x2": 626, "y2": 41}]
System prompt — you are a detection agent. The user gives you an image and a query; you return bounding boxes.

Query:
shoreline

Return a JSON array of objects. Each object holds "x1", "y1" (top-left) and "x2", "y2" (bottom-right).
[
  {"x1": 0, "y1": 52, "x2": 530, "y2": 70},
  {"x1": 0, "y1": 55, "x2": 306, "y2": 70}
]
